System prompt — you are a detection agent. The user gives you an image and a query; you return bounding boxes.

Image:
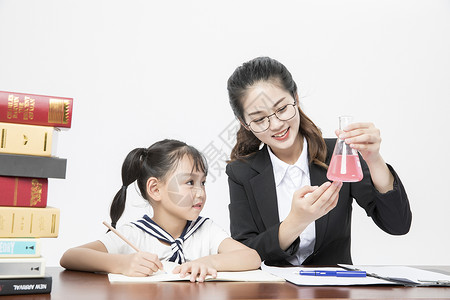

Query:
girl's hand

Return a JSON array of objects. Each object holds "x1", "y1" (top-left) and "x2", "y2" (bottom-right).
[
  {"x1": 290, "y1": 181, "x2": 342, "y2": 226},
  {"x1": 336, "y1": 122, "x2": 382, "y2": 165},
  {"x1": 120, "y1": 251, "x2": 163, "y2": 277},
  {"x1": 172, "y1": 261, "x2": 217, "y2": 282}
]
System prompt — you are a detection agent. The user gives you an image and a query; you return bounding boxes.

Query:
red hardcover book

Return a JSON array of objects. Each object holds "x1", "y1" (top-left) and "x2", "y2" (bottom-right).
[
  {"x1": 0, "y1": 176, "x2": 48, "y2": 208},
  {"x1": 0, "y1": 91, "x2": 73, "y2": 128}
]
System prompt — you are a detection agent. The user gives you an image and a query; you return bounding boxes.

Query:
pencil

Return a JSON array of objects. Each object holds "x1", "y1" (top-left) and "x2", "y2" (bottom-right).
[{"x1": 102, "y1": 221, "x2": 140, "y2": 252}]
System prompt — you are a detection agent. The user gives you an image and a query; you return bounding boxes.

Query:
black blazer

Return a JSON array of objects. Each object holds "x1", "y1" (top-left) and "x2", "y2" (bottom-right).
[{"x1": 226, "y1": 139, "x2": 412, "y2": 266}]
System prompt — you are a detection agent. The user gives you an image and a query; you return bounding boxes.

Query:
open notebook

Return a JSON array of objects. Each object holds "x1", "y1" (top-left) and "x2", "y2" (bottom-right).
[{"x1": 108, "y1": 261, "x2": 285, "y2": 283}]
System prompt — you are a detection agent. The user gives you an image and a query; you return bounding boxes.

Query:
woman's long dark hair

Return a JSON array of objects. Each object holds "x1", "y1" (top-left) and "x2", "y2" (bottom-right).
[
  {"x1": 109, "y1": 139, "x2": 208, "y2": 228},
  {"x1": 227, "y1": 56, "x2": 328, "y2": 169}
]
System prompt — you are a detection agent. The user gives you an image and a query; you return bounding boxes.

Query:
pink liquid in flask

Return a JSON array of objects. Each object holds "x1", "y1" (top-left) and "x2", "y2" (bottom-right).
[{"x1": 327, "y1": 154, "x2": 363, "y2": 182}]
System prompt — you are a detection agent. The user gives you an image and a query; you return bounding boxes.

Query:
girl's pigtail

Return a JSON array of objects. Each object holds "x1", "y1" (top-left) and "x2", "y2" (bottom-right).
[{"x1": 109, "y1": 148, "x2": 148, "y2": 228}]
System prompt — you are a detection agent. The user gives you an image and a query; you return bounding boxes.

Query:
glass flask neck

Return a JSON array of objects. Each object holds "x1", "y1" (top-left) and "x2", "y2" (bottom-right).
[{"x1": 339, "y1": 116, "x2": 353, "y2": 130}]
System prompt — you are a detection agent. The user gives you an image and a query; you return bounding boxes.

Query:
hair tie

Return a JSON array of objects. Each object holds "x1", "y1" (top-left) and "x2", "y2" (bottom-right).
[{"x1": 121, "y1": 185, "x2": 127, "y2": 192}]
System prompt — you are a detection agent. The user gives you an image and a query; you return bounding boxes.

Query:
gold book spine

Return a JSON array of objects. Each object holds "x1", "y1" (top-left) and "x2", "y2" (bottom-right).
[
  {"x1": 0, "y1": 122, "x2": 54, "y2": 157},
  {"x1": 48, "y1": 98, "x2": 71, "y2": 124},
  {"x1": 0, "y1": 206, "x2": 60, "y2": 238}
]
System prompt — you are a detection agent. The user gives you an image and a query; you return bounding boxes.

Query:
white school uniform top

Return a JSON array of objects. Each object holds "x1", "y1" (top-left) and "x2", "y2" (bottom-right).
[
  {"x1": 99, "y1": 218, "x2": 230, "y2": 262},
  {"x1": 268, "y1": 137, "x2": 316, "y2": 265}
]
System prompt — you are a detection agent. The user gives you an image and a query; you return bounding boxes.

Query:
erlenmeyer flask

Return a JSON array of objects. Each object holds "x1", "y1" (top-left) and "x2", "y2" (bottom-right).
[{"x1": 326, "y1": 116, "x2": 363, "y2": 182}]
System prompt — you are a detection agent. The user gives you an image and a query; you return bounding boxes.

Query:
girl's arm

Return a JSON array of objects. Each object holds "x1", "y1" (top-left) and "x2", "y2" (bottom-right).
[
  {"x1": 203, "y1": 237, "x2": 261, "y2": 271},
  {"x1": 60, "y1": 241, "x2": 163, "y2": 277},
  {"x1": 172, "y1": 238, "x2": 261, "y2": 282}
]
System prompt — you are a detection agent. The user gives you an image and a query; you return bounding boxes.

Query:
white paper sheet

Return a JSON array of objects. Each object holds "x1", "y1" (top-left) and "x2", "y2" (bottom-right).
[
  {"x1": 261, "y1": 262, "x2": 395, "y2": 286},
  {"x1": 339, "y1": 264, "x2": 450, "y2": 286}
]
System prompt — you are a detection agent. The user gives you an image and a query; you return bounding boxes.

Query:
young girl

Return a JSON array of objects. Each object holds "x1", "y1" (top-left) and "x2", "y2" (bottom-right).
[
  {"x1": 226, "y1": 56, "x2": 412, "y2": 266},
  {"x1": 60, "y1": 139, "x2": 261, "y2": 282}
]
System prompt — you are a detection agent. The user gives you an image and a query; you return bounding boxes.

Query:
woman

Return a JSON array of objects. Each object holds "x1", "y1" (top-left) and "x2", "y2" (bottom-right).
[{"x1": 226, "y1": 56, "x2": 411, "y2": 265}]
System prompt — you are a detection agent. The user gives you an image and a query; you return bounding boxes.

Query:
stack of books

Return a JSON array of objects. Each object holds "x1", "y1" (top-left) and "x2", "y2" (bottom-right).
[{"x1": 0, "y1": 91, "x2": 73, "y2": 296}]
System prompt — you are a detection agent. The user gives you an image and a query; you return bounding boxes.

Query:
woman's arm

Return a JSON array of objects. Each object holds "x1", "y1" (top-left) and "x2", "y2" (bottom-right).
[
  {"x1": 227, "y1": 166, "x2": 290, "y2": 262},
  {"x1": 60, "y1": 241, "x2": 163, "y2": 276},
  {"x1": 337, "y1": 123, "x2": 412, "y2": 234},
  {"x1": 227, "y1": 162, "x2": 342, "y2": 262},
  {"x1": 352, "y1": 160, "x2": 412, "y2": 235}
]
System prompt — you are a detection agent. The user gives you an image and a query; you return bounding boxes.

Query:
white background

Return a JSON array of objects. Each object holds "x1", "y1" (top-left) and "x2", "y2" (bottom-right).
[{"x1": 1, "y1": 0, "x2": 449, "y2": 267}]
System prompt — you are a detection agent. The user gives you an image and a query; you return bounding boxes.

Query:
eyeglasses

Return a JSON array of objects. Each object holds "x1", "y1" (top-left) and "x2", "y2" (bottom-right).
[{"x1": 246, "y1": 101, "x2": 297, "y2": 133}]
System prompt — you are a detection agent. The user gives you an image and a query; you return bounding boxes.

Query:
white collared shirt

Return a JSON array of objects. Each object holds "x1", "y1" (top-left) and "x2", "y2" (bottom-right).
[{"x1": 268, "y1": 137, "x2": 316, "y2": 265}]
